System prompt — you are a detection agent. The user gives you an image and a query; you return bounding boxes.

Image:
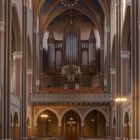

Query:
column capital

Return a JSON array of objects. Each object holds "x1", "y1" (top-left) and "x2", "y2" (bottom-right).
[
  {"x1": 113, "y1": 0, "x2": 120, "y2": 7},
  {"x1": 111, "y1": 68, "x2": 116, "y2": 74},
  {"x1": 33, "y1": 26, "x2": 38, "y2": 33},
  {"x1": 121, "y1": 51, "x2": 130, "y2": 59},
  {"x1": 27, "y1": 69, "x2": 33, "y2": 75},
  {"x1": 0, "y1": 21, "x2": 5, "y2": 32},
  {"x1": 13, "y1": 51, "x2": 22, "y2": 60}
]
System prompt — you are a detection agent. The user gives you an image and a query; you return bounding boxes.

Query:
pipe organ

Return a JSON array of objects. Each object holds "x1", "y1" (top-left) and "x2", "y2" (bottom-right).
[{"x1": 43, "y1": 29, "x2": 98, "y2": 88}]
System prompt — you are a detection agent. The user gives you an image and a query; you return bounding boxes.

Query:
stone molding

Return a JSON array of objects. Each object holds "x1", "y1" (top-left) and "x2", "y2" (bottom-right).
[{"x1": 31, "y1": 93, "x2": 112, "y2": 104}]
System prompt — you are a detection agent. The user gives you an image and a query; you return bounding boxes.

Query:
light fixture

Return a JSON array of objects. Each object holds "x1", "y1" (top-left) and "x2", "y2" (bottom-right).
[
  {"x1": 41, "y1": 114, "x2": 48, "y2": 118},
  {"x1": 60, "y1": 0, "x2": 79, "y2": 7},
  {"x1": 70, "y1": 117, "x2": 73, "y2": 121},
  {"x1": 115, "y1": 97, "x2": 127, "y2": 103},
  {"x1": 91, "y1": 119, "x2": 95, "y2": 122},
  {"x1": 48, "y1": 119, "x2": 52, "y2": 122}
]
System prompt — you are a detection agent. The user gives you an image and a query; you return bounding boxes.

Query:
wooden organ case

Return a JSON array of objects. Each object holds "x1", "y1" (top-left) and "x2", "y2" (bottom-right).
[{"x1": 43, "y1": 28, "x2": 98, "y2": 89}]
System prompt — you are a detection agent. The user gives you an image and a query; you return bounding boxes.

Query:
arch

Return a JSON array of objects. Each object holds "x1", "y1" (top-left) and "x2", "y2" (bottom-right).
[
  {"x1": 37, "y1": 109, "x2": 59, "y2": 137},
  {"x1": 43, "y1": 8, "x2": 102, "y2": 41},
  {"x1": 12, "y1": 5, "x2": 21, "y2": 51},
  {"x1": 60, "y1": 108, "x2": 83, "y2": 123},
  {"x1": 113, "y1": 116, "x2": 116, "y2": 127},
  {"x1": 13, "y1": 112, "x2": 19, "y2": 125},
  {"x1": 84, "y1": 110, "x2": 107, "y2": 138},
  {"x1": 35, "y1": 108, "x2": 60, "y2": 126},
  {"x1": 83, "y1": 108, "x2": 109, "y2": 125},
  {"x1": 123, "y1": 111, "x2": 130, "y2": 126},
  {"x1": 122, "y1": 6, "x2": 131, "y2": 51}
]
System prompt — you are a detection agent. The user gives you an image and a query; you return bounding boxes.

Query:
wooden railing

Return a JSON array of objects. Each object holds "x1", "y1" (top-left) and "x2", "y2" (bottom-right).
[{"x1": 40, "y1": 87, "x2": 104, "y2": 94}]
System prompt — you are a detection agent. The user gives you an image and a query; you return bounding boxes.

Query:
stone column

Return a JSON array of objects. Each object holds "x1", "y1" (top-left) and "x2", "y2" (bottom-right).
[
  {"x1": 58, "y1": 123, "x2": 62, "y2": 137},
  {"x1": 111, "y1": 68, "x2": 116, "y2": 97},
  {"x1": 131, "y1": 0, "x2": 139, "y2": 139},
  {"x1": 27, "y1": 69, "x2": 32, "y2": 104},
  {"x1": 13, "y1": 52, "x2": 22, "y2": 97},
  {"x1": 114, "y1": 0, "x2": 123, "y2": 139},
  {"x1": 106, "y1": 24, "x2": 111, "y2": 93},
  {"x1": 121, "y1": 51, "x2": 130, "y2": 96},
  {"x1": 2, "y1": 0, "x2": 12, "y2": 139},
  {"x1": 20, "y1": 0, "x2": 27, "y2": 139},
  {"x1": 0, "y1": 1, "x2": 5, "y2": 137},
  {"x1": 80, "y1": 123, "x2": 84, "y2": 138}
]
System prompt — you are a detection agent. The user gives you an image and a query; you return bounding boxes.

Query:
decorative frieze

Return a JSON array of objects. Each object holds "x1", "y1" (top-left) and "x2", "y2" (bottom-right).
[
  {"x1": 31, "y1": 93, "x2": 112, "y2": 104},
  {"x1": 13, "y1": 51, "x2": 22, "y2": 60},
  {"x1": 121, "y1": 51, "x2": 130, "y2": 59},
  {"x1": 0, "y1": 21, "x2": 5, "y2": 32}
]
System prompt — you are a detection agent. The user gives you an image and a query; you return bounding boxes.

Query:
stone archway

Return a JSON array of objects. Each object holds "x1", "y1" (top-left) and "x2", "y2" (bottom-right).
[
  {"x1": 37, "y1": 110, "x2": 59, "y2": 138},
  {"x1": 61, "y1": 110, "x2": 81, "y2": 140},
  {"x1": 84, "y1": 110, "x2": 107, "y2": 138}
]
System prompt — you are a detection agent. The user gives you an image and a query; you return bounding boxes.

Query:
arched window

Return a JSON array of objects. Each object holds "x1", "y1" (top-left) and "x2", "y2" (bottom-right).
[{"x1": 66, "y1": 32, "x2": 78, "y2": 64}]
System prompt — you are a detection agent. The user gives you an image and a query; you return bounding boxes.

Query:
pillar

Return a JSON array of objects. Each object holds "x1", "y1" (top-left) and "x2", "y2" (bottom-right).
[
  {"x1": 105, "y1": 24, "x2": 111, "y2": 93},
  {"x1": 80, "y1": 123, "x2": 84, "y2": 138},
  {"x1": 20, "y1": 0, "x2": 27, "y2": 139},
  {"x1": 58, "y1": 123, "x2": 62, "y2": 137},
  {"x1": 2, "y1": 0, "x2": 12, "y2": 139},
  {"x1": 27, "y1": 69, "x2": 32, "y2": 104},
  {"x1": 13, "y1": 52, "x2": 22, "y2": 97},
  {"x1": 111, "y1": 68, "x2": 116, "y2": 97},
  {"x1": 121, "y1": 51, "x2": 130, "y2": 96},
  {"x1": 114, "y1": 0, "x2": 123, "y2": 139},
  {"x1": 131, "y1": 0, "x2": 139, "y2": 139},
  {"x1": 13, "y1": 124, "x2": 19, "y2": 140},
  {"x1": 0, "y1": 1, "x2": 5, "y2": 137}
]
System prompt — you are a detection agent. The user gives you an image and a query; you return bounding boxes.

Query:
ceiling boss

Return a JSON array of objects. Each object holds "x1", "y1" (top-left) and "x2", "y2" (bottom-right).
[{"x1": 60, "y1": 0, "x2": 79, "y2": 7}]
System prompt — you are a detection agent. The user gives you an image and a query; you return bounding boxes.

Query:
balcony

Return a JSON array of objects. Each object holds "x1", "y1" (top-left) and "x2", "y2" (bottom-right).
[{"x1": 31, "y1": 93, "x2": 112, "y2": 105}]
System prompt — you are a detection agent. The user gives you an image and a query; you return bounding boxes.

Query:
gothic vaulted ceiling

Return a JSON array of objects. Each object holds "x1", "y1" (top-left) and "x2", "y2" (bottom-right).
[{"x1": 34, "y1": 0, "x2": 111, "y2": 40}]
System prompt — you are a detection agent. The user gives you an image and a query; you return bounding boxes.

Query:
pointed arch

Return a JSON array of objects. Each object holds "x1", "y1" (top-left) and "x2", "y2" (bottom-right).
[{"x1": 12, "y1": 5, "x2": 21, "y2": 51}]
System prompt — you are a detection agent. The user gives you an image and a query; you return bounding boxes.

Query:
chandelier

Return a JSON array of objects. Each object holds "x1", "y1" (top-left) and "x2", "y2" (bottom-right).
[
  {"x1": 61, "y1": 65, "x2": 82, "y2": 82},
  {"x1": 60, "y1": 0, "x2": 79, "y2": 7}
]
